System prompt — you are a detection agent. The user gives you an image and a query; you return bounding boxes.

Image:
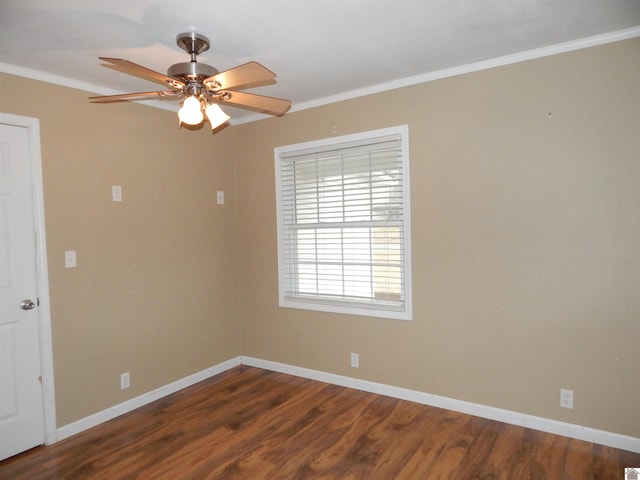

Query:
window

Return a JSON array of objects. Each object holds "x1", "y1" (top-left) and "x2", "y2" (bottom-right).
[{"x1": 274, "y1": 125, "x2": 412, "y2": 320}]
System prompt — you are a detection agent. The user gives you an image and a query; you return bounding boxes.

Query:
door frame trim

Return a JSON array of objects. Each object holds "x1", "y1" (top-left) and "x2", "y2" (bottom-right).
[{"x1": 0, "y1": 112, "x2": 57, "y2": 445}]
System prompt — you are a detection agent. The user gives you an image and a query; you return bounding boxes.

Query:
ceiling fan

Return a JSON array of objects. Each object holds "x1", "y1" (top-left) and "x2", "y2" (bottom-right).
[{"x1": 90, "y1": 32, "x2": 291, "y2": 129}]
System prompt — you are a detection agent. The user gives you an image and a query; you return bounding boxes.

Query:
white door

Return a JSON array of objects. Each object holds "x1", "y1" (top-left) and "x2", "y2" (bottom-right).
[{"x1": 0, "y1": 122, "x2": 45, "y2": 460}]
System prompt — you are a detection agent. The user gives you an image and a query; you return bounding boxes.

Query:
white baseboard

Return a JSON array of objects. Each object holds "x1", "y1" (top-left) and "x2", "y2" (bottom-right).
[
  {"x1": 54, "y1": 354, "x2": 639, "y2": 453},
  {"x1": 56, "y1": 356, "x2": 242, "y2": 441},
  {"x1": 241, "y1": 356, "x2": 640, "y2": 453}
]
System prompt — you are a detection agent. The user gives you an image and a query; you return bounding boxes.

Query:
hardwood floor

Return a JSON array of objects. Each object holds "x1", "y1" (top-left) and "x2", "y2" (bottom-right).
[{"x1": 1, "y1": 366, "x2": 638, "y2": 479}]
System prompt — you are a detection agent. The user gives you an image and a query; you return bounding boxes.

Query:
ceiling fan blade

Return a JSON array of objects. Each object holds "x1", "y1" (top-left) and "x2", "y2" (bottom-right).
[
  {"x1": 204, "y1": 62, "x2": 276, "y2": 91},
  {"x1": 99, "y1": 57, "x2": 185, "y2": 89},
  {"x1": 89, "y1": 91, "x2": 182, "y2": 103},
  {"x1": 219, "y1": 91, "x2": 291, "y2": 116}
]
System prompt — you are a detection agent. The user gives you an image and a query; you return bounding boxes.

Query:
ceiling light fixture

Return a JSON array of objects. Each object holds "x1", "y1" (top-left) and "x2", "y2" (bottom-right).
[
  {"x1": 178, "y1": 93, "x2": 230, "y2": 128},
  {"x1": 178, "y1": 95, "x2": 204, "y2": 125},
  {"x1": 204, "y1": 103, "x2": 231, "y2": 130}
]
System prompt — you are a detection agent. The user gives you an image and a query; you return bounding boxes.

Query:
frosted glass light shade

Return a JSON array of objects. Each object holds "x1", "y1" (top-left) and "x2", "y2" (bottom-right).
[
  {"x1": 178, "y1": 96, "x2": 204, "y2": 125},
  {"x1": 205, "y1": 103, "x2": 231, "y2": 129}
]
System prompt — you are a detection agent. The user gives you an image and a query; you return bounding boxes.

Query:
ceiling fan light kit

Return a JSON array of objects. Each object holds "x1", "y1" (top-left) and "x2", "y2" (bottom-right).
[
  {"x1": 204, "y1": 103, "x2": 231, "y2": 129},
  {"x1": 90, "y1": 32, "x2": 291, "y2": 129},
  {"x1": 178, "y1": 95, "x2": 204, "y2": 126}
]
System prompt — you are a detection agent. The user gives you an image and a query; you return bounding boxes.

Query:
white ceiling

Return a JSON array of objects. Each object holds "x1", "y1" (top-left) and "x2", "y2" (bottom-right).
[{"x1": 1, "y1": 0, "x2": 639, "y2": 123}]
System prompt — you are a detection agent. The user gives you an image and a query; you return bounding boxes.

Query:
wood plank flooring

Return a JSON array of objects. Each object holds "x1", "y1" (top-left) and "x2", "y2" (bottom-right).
[{"x1": 1, "y1": 366, "x2": 638, "y2": 479}]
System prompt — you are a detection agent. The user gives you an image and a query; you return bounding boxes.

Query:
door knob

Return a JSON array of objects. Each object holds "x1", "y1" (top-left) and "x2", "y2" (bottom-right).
[{"x1": 20, "y1": 299, "x2": 36, "y2": 310}]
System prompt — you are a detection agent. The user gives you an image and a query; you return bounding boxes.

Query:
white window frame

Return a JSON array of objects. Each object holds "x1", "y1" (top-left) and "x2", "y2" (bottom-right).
[{"x1": 274, "y1": 125, "x2": 412, "y2": 320}]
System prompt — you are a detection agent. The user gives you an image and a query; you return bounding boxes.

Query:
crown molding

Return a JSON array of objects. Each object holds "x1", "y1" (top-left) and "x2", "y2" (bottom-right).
[{"x1": 2, "y1": 26, "x2": 639, "y2": 126}]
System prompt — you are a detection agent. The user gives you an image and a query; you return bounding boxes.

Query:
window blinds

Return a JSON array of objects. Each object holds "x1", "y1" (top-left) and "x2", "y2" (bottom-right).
[{"x1": 276, "y1": 129, "x2": 410, "y2": 317}]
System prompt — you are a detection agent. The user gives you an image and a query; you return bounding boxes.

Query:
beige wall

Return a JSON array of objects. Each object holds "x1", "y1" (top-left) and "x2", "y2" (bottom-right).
[
  {"x1": 0, "y1": 36, "x2": 638, "y2": 438},
  {"x1": 235, "y1": 37, "x2": 640, "y2": 437},
  {"x1": 0, "y1": 75, "x2": 241, "y2": 426}
]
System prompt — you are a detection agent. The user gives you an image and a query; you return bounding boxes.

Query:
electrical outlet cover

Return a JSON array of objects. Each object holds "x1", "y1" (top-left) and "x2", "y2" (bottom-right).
[
  {"x1": 120, "y1": 372, "x2": 130, "y2": 390},
  {"x1": 350, "y1": 352, "x2": 359, "y2": 368},
  {"x1": 560, "y1": 388, "x2": 574, "y2": 409}
]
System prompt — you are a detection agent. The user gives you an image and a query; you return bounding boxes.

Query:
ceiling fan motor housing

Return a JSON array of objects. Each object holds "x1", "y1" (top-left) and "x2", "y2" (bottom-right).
[{"x1": 167, "y1": 62, "x2": 219, "y2": 82}]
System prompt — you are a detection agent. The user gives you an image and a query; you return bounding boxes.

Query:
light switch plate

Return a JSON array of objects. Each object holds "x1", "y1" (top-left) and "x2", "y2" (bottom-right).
[
  {"x1": 216, "y1": 190, "x2": 224, "y2": 205},
  {"x1": 112, "y1": 185, "x2": 123, "y2": 202},
  {"x1": 64, "y1": 250, "x2": 77, "y2": 268}
]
